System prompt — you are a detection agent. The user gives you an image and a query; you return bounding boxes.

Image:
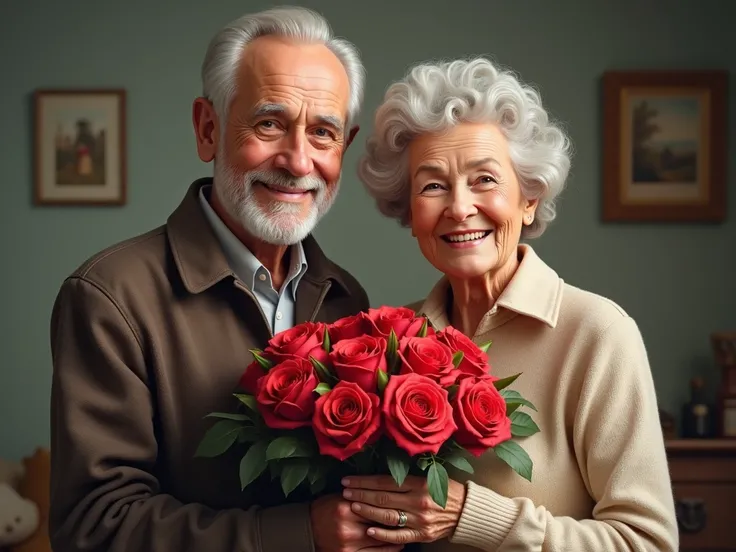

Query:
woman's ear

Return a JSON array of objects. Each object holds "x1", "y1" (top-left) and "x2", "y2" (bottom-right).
[{"x1": 522, "y1": 197, "x2": 539, "y2": 225}]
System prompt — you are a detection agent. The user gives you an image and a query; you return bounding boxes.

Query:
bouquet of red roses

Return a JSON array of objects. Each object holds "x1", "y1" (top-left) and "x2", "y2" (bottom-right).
[{"x1": 195, "y1": 306, "x2": 539, "y2": 508}]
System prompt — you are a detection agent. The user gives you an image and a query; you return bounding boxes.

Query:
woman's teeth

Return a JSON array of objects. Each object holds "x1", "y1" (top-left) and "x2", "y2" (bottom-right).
[{"x1": 444, "y1": 231, "x2": 490, "y2": 243}]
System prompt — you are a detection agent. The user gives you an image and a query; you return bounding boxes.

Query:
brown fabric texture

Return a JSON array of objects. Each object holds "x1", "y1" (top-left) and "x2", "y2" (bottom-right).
[{"x1": 49, "y1": 179, "x2": 370, "y2": 552}]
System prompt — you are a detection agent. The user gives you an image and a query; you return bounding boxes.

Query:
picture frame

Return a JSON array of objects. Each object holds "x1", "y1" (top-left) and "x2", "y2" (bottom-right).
[
  {"x1": 601, "y1": 70, "x2": 728, "y2": 222},
  {"x1": 33, "y1": 88, "x2": 127, "y2": 206}
]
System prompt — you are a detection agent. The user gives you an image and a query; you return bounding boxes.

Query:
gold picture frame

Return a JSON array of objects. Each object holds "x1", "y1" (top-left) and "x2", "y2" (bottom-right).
[
  {"x1": 33, "y1": 89, "x2": 127, "y2": 206},
  {"x1": 602, "y1": 71, "x2": 727, "y2": 222}
]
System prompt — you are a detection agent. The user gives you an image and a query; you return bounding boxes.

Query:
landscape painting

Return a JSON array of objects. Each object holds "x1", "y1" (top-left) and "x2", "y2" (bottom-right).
[
  {"x1": 601, "y1": 71, "x2": 727, "y2": 223},
  {"x1": 630, "y1": 95, "x2": 699, "y2": 185},
  {"x1": 34, "y1": 89, "x2": 126, "y2": 206}
]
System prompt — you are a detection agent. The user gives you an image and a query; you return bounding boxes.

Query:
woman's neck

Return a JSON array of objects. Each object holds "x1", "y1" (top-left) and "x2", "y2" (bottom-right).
[{"x1": 448, "y1": 253, "x2": 521, "y2": 337}]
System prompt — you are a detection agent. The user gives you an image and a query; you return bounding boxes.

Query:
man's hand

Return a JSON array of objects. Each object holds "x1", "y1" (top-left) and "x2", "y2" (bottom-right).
[{"x1": 311, "y1": 494, "x2": 405, "y2": 552}]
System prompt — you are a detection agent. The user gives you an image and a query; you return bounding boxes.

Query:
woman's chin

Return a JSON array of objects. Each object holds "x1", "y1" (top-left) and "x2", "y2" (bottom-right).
[{"x1": 436, "y1": 260, "x2": 498, "y2": 283}]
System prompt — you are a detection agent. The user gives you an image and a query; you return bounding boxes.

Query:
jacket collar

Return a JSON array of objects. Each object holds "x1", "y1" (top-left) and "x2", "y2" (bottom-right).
[
  {"x1": 166, "y1": 178, "x2": 351, "y2": 294},
  {"x1": 417, "y1": 244, "x2": 564, "y2": 330}
]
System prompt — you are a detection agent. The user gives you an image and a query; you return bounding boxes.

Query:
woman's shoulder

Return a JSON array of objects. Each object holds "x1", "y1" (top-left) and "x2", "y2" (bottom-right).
[{"x1": 558, "y1": 283, "x2": 636, "y2": 335}]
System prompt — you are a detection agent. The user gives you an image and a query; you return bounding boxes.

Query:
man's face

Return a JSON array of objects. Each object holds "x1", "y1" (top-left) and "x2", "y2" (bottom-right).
[{"x1": 203, "y1": 35, "x2": 355, "y2": 245}]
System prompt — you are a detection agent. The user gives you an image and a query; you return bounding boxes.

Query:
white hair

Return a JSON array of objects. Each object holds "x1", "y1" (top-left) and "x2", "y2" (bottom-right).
[
  {"x1": 357, "y1": 57, "x2": 572, "y2": 239},
  {"x1": 201, "y1": 6, "x2": 365, "y2": 129}
]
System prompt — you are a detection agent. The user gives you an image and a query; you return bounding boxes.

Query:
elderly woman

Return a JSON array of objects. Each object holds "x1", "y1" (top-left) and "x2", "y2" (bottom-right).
[{"x1": 345, "y1": 58, "x2": 679, "y2": 551}]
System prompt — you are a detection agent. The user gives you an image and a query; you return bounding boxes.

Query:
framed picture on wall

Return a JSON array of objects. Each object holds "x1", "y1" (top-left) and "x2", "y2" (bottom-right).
[
  {"x1": 33, "y1": 89, "x2": 127, "y2": 206},
  {"x1": 601, "y1": 70, "x2": 727, "y2": 222}
]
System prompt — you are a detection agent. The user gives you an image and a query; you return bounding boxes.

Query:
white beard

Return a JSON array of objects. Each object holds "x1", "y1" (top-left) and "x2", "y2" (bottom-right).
[{"x1": 213, "y1": 155, "x2": 340, "y2": 246}]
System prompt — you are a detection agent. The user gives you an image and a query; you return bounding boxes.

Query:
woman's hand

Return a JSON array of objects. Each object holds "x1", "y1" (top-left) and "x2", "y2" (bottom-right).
[{"x1": 341, "y1": 474, "x2": 467, "y2": 545}]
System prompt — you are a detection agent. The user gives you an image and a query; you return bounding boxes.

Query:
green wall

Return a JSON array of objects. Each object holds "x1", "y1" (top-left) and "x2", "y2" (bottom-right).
[{"x1": 1, "y1": 0, "x2": 734, "y2": 460}]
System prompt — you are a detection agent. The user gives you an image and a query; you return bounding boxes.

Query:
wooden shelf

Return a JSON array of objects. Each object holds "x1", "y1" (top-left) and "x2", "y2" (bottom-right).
[{"x1": 665, "y1": 438, "x2": 736, "y2": 452}]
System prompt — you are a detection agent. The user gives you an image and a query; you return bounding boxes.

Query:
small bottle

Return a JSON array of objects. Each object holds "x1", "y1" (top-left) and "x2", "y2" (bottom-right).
[{"x1": 681, "y1": 377, "x2": 712, "y2": 438}]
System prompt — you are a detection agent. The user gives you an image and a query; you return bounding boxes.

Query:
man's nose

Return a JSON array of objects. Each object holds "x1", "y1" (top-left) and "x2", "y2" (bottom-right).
[{"x1": 273, "y1": 130, "x2": 314, "y2": 177}]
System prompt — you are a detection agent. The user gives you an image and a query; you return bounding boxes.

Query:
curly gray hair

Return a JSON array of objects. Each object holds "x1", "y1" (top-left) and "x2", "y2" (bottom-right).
[{"x1": 357, "y1": 57, "x2": 572, "y2": 239}]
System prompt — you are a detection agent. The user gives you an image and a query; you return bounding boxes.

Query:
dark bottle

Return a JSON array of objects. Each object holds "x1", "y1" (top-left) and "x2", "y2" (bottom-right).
[{"x1": 681, "y1": 377, "x2": 712, "y2": 438}]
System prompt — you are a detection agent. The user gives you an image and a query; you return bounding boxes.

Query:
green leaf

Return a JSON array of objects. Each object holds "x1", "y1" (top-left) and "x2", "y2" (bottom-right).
[
  {"x1": 239, "y1": 440, "x2": 268, "y2": 490},
  {"x1": 386, "y1": 448, "x2": 411, "y2": 487},
  {"x1": 417, "y1": 456, "x2": 432, "y2": 471},
  {"x1": 194, "y1": 419, "x2": 242, "y2": 458},
  {"x1": 427, "y1": 461, "x2": 449, "y2": 509},
  {"x1": 447, "y1": 384, "x2": 459, "y2": 401},
  {"x1": 443, "y1": 451, "x2": 475, "y2": 474},
  {"x1": 234, "y1": 393, "x2": 259, "y2": 414},
  {"x1": 310, "y1": 356, "x2": 337, "y2": 384},
  {"x1": 310, "y1": 475, "x2": 326, "y2": 495},
  {"x1": 205, "y1": 412, "x2": 250, "y2": 422},
  {"x1": 509, "y1": 411, "x2": 541, "y2": 437},
  {"x1": 386, "y1": 329, "x2": 400, "y2": 374},
  {"x1": 323, "y1": 326, "x2": 331, "y2": 353},
  {"x1": 281, "y1": 459, "x2": 310, "y2": 497},
  {"x1": 237, "y1": 426, "x2": 262, "y2": 443},
  {"x1": 500, "y1": 389, "x2": 538, "y2": 415},
  {"x1": 417, "y1": 317, "x2": 429, "y2": 338},
  {"x1": 494, "y1": 440, "x2": 533, "y2": 482},
  {"x1": 493, "y1": 373, "x2": 521, "y2": 391},
  {"x1": 377, "y1": 369, "x2": 389, "y2": 394},
  {"x1": 452, "y1": 351, "x2": 464, "y2": 369},
  {"x1": 249, "y1": 349, "x2": 273, "y2": 371},
  {"x1": 269, "y1": 460, "x2": 283, "y2": 481},
  {"x1": 314, "y1": 382, "x2": 332, "y2": 396},
  {"x1": 266, "y1": 435, "x2": 313, "y2": 461},
  {"x1": 478, "y1": 340, "x2": 493, "y2": 353}
]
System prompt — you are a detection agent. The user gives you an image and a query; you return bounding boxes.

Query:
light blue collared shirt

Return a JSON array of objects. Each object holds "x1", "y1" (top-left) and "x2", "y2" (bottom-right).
[{"x1": 198, "y1": 185, "x2": 308, "y2": 334}]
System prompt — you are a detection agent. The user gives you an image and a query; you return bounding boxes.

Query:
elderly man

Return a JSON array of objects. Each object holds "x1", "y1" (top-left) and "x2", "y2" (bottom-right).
[{"x1": 48, "y1": 7, "x2": 394, "y2": 552}]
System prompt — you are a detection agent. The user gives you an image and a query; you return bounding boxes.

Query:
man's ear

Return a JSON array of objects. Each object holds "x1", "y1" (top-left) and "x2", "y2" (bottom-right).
[
  {"x1": 344, "y1": 125, "x2": 360, "y2": 152},
  {"x1": 192, "y1": 97, "x2": 219, "y2": 163}
]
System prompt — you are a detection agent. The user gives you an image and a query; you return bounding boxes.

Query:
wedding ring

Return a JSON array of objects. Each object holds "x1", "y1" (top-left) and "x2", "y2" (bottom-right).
[{"x1": 397, "y1": 510, "x2": 408, "y2": 528}]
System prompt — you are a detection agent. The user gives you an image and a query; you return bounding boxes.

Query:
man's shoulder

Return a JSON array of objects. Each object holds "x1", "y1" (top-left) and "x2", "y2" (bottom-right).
[
  {"x1": 403, "y1": 299, "x2": 425, "y2": 312},
  {"x1": 64, "y1": 224, "x2": 170, "y2": 294}
]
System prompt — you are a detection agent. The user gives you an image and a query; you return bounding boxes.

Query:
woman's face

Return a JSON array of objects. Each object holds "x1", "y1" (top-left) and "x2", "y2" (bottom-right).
[{"x1": 408, "y1": 122, "x2": 537, "y2": 281}]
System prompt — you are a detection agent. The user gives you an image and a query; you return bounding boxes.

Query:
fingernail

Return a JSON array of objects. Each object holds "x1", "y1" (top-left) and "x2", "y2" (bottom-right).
[
  {"x1": 367, "y1": 529, "x2": 375, "y2": 536},
  {"x1": 342, "y1": 477, "x2": 350, "y2": 486},
  {"x1": 352, "y1": 503, "x2": 361, "y2": 512},
  {"x1": 343, "y1": 489, "x2": 352, "y2": 498}
]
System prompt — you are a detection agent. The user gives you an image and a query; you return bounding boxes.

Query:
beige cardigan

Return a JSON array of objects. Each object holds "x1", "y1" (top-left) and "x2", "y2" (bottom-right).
[{"x1": 409, "y1": 245, "x2": 678, "y2": 552}]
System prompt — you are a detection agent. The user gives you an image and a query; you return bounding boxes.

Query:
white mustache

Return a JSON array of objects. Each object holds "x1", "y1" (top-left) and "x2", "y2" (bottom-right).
[{"x1": 244, "y1": 169, "x2": 326, "y2": 194}]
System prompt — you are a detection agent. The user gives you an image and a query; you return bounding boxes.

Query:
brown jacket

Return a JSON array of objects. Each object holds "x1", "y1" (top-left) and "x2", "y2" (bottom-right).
[{"x1": 49, "y1": 179, "x2": 370, "y2": 552}]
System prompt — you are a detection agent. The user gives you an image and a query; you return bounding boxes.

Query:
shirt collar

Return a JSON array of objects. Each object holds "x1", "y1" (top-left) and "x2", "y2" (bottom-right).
[
  {"x1": 417, "y1": 244, "x2": 564, "y2": 330},
  {"x1": 197, "y1": 184, "x2": 308, "y2": 299}
]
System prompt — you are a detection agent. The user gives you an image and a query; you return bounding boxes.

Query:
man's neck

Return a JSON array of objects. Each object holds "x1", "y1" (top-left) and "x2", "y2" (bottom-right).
[{"x1": 209, "y1": 190, "x2": 290, "y2": 290}]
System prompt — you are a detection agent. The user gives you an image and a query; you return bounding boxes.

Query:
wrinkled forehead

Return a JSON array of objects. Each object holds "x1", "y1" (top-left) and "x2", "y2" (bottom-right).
[
  {"x1": 235, "y1": 35, "x2": 351, "y2": 121},
  {"x1": 408, "y1": 123, "x2": 511, "y2": 176}
]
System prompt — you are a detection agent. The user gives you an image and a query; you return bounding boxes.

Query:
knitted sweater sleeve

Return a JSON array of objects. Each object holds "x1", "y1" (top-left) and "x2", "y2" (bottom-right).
[{"x1": 449, "y1": 315, "x2": 679, "y2": 551}]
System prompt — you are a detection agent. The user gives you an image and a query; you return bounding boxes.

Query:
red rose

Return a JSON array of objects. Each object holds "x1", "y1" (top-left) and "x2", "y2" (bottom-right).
[
  {"x1": 312, "y1": 381, "x2": 382, "y2": 461},
  {"x1": 398, "y1": 336, "x2": 457, "y2": 387},
  {"x1": 329, "y1": 335, "x2": 387, "y2": 393},
  {"x1": 365, "y1": 306, "x2": 433, "y2": 340},
  {"x1": 255, "y1": 357, "x2": 319, "y2": 430},
  {"x1": 328, "y1": 312, "x2": 371, "y2": 343},
  {"x1": 264, "y1": 321, "x2": 328, "y2": 364},
  {"x1": 435, "y1": 327, "x2": 490, "y2": 380},
  {"x1": 452, "y1": 376, "x2": 511, "y2": 456},
  {"x1": 382, "y1": 373, "x2": 457, "y2": 456},
  {"x1": 238, "y1": 360, "x2": 265, "y2": 394}
]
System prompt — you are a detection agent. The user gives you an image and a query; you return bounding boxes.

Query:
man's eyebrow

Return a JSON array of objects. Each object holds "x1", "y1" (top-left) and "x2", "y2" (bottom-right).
[
  {"x1": 251, "y1": 103, "x2": 286, "y2": 117},
  {"x1": 316, "y1": 114, "x2": 344, "y2": 133},
  {"x1": 251, "y1": 103, "x2": 344, "y2": 133}
]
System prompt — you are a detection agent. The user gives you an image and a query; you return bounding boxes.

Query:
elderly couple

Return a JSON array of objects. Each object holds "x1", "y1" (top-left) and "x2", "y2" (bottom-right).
[{"x1": 48, "y1": 6, "x2": 679, "y2": 552}]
